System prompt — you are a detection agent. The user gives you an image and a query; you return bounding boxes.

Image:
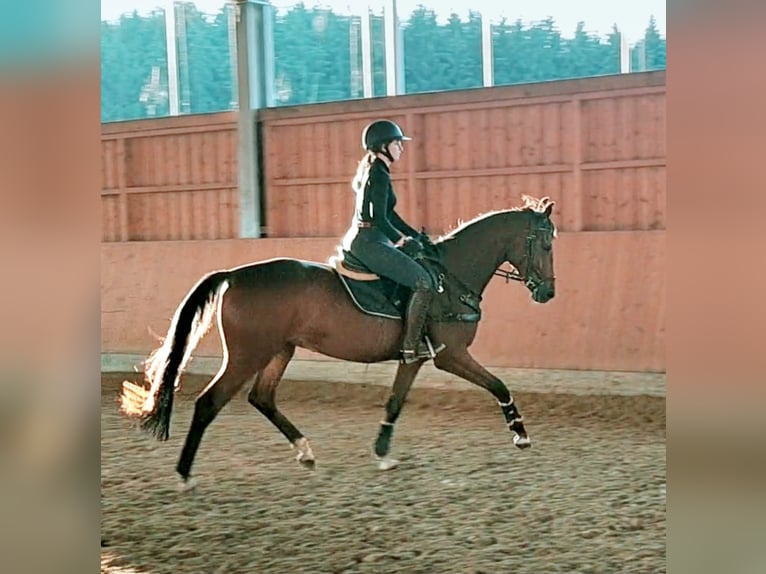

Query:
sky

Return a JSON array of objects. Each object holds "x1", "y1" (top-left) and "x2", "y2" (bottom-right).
[{"x1": 101, "y1": 0, "x2": 666, "y2": 41}]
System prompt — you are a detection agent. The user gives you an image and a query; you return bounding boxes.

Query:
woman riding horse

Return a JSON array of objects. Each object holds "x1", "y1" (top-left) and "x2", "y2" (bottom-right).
[{"x1": 340, "y1": 119, "x2": 445, "y2": 364}]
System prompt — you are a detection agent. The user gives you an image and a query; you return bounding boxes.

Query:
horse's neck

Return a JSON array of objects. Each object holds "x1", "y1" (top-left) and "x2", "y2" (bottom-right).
[{"x1": 439, "y1": 213, "x2": 517, "y2": 295}]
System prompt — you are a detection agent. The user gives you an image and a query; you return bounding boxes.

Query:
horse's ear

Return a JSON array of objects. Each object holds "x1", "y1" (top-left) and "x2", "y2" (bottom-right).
[{"x1": 544, "y1": 201, "x2": 555, "y2": 217}]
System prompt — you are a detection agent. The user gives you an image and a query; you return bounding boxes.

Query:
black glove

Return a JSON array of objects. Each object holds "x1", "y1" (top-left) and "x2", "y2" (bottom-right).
[
  {"x1": 418, "y1": 231, "x2": 434, "y2": 247},
  {"x1": 400, "y1": 235, "x2": 425, "y2": 257}
]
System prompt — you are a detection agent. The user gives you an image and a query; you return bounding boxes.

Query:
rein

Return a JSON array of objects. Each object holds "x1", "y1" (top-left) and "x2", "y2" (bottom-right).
[
  {"x1": 493, "y1": 266, "x2": 525, "y2": 283},
  {"x1": 413, "y1": 248, "x2": 483, "y2": 322},
  {"x1": 492, "y1": 226, "x2": 554, "y2": 289},
  {"x1": 408, "y1": 215, "x2": 554, "y2": 320}
]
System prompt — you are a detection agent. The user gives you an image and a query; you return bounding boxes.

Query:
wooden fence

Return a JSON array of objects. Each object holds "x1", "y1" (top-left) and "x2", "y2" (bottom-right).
[
  {"x1": 101, "y1": 71, "x2": 665, "y2": 241},
  {"x1": 261, "y1": 71, "x2": 665, "y2": 237},
  {"x1": 101, "y1": 111, "x2": 239, "y2": 241}
]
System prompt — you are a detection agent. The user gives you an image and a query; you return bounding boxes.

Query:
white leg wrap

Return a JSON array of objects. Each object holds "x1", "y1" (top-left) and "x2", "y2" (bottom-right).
[
  {"x1": 293, "y1": 437, "x2": 315, "y2": 463},
  {"x1": 513, "y1": 434, "x2": 532, "y2": 448},
  {"x1": 376, "y1": 456, "x2": 399, "y2": 471},
  {"x1": 178, "y1": 476, "x2": 198, "y2": 493}
]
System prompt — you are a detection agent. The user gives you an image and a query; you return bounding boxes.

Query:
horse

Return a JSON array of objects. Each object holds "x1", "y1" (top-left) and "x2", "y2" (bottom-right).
[{"x1": 120, "y1": 195, "x2": 557, "y2": 490}]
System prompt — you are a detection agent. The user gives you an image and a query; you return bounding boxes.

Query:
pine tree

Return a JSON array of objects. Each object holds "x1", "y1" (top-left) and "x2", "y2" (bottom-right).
[
  {"x1": 101, "y1": 5, "x2": 666, "y2": 121},
  {"x1": 644, "y1": 15, "x2": 666, "y2": 70},
  {"x1": 101, "y1": 10, "x2": 169, "y2": 121}
]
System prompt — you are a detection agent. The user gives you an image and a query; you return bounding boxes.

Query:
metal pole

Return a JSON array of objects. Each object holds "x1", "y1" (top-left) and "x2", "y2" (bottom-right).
[
  {"x1": 235, "y1": 0, "x2": 264, "y2": 237},
  {"x1": 481, "y1": 12, "x2": 493, "y2": 87},
  {"x1": 235, "y1": 0, "x2": 273, "y2": 238},
  {"x1": 349, "y1": 16, "x2": 360, "y2": 97},
  {"x1": 176, "y1": 2, "x2": 191, "y2": 113},
  {"x1": 620, "y1": 31, "x2": 630, "y2": 73},
  {"x1": 395, "y1": 5, "x2": 404, "y2": 94},
  {"x1": 164, "y1": 0, "x2": 179, "y2": 115},
  {"x1": 227, "y1": 3, "x2": 238, "y2": 109},
  {"x1": 260, "y1": 1, "x2": 275, "y2": 108},
  {"x1": 384, "y1": 0, "x2": 400, "y2": 95},
  {"x1": 361, "y1": 5, "x2": 373, "y2": 97}
]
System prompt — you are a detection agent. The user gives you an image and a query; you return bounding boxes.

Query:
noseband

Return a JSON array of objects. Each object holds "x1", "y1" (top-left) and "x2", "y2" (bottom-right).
[{"x1": 493, "y1": 225, "x2": 555, "y2": 290}]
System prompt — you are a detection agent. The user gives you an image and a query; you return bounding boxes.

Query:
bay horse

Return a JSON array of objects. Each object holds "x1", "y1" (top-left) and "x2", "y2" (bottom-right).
[{"x1": 120, "y1": 195, "x2": 557, "y2": 490}]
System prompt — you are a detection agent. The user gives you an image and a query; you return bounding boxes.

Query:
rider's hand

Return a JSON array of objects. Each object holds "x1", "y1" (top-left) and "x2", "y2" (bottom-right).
[
  {"x1": 398, "y1": 235, "x2": 424, "y2": 255},
  {"x1": 418, "y1": 231, "x2": 434, "y2": 247}
]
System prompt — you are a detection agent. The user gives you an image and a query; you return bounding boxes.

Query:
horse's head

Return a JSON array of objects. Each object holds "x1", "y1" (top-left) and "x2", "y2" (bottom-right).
[{"x1": 507, "y1": 197, "x2": 557, "y2": 303}]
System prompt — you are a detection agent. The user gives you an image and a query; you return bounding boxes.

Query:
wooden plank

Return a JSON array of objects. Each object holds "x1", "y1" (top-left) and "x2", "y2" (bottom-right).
[
  {"x1": 569, "y1": 98, "x2": 583, "y2": 232},
  {"x1": 123, "y1": 183, "x2": 238, "y2": 194},
  {"x1": 258, "y1": 71, "x2": 665, "y2": 123},
  {"x1": 581, "y1": 158, "x2": 666, "y2": 171},
  {"x1": 117, "y1": 138, "x2": 129, "y2": 241}
]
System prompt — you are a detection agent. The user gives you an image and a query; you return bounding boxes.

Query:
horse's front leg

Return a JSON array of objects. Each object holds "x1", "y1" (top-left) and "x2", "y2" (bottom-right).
[
  {"x1": 433, "y1": 350, "x2": 531, "y2": 448},
  {"x1": 373, "y1": 360, "x2": 425, "y2": 470}
]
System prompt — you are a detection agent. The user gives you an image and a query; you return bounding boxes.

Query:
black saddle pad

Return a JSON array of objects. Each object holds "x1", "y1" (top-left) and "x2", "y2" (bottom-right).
[
  {"x1": 328, "y1": 247, "x2": 413, "y2": 319},
  {"x1": 336, "y1": 272, "x2": 409, "y2": 319},
  {"x1": 328, "y1": 245, "x2": 482, "y2": 323}
]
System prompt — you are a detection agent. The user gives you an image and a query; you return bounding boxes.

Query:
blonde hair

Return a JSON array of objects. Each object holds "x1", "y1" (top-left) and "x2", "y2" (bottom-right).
[{"x1": 352, "y1": 151, "x2": 376, "y2": 193}]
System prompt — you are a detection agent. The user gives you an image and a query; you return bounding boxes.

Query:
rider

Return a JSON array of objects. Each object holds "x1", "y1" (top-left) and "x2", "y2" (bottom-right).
[{"x1": 340, "y1": 119, "x2": 445, "y2": 364}]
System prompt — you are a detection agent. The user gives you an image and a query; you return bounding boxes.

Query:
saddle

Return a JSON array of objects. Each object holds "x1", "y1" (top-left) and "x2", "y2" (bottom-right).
[{"x1": 326, "y1": 242, "x2": 482, "y2": 323}]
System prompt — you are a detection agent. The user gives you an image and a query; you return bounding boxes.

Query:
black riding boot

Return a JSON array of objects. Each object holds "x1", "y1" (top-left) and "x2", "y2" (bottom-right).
[{"x1": 400, "y1": 287, "x2": 445, "y2": 364}]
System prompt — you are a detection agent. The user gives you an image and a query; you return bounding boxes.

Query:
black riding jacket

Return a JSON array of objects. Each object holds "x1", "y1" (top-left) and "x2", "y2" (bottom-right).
[{"x1": 352, "y1": 157, "x2": 418, "y2": 242}]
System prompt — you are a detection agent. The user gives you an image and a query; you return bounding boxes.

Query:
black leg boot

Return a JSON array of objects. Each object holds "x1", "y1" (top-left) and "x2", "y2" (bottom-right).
[{"x1": 400, "y1": 287, "x2": 445, "y2": 364}]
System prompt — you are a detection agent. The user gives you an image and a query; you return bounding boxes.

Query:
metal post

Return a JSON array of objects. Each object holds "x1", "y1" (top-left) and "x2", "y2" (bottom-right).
[
  {"x1": 395, "y1": 7, "x2": 404, "y2": 94},
  {"x1": 620, "y1": 31, "x2": 630, "y2": 73},
  {"x1": 176, "y1": 3, "x2": 191, "y2": 113},
  {"x1": 235, "y1": 0, "x2": 274, "y2": 238},
  {"x1": 481, "y1": 12, "x2": 493, "y2": 87},
  {"x1": 638, "y1": 40, "x2": 647, "y2": 71},
  {"x1": 227, "y1": 3, "x2": 238, "y2": 109},
  {"x1": 361, "y1": 5, "x2": 373, "y2": 97},
  {"x1": 349, "y1": 16, "x2": 360, "y2": 97},
  {"x1": 164, "y1": 0, "x2": 179, "y2": 115},
  {"x1": 384, "y1": 0, "x2": 402, "y2": 95}
]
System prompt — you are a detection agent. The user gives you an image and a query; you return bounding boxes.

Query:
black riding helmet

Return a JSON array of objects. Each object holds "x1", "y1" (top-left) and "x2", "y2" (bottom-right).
[{"x1": 362, "y1": 119, "x2": 412, "y2": 152}]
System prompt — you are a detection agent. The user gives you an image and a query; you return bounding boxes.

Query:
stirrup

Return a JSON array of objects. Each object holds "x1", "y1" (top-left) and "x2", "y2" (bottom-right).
[{"x1": 400, "y1": 336, "x2": 446, "y2": 364}]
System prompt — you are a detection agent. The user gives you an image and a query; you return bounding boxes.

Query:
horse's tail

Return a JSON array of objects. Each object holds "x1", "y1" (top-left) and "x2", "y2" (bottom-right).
[{"x1": 120, "y1": 270, "x2": 231, "y2": 441}]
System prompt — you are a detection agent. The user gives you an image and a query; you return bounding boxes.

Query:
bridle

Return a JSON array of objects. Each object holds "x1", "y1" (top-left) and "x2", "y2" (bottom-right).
[{"x1": 493, "y1": 224, "x2": 555, "y2": 291}]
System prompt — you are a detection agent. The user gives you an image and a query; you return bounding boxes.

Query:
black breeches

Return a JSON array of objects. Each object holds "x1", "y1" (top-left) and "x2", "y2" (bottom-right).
[{"x1": 349, "y1": 234, "x2": 434, "y2": 291}]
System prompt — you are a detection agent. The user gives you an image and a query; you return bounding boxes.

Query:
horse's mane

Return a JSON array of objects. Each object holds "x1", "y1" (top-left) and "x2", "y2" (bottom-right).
[{"x1": 436, "y1": 195, "x2": 555, "y2": 243}]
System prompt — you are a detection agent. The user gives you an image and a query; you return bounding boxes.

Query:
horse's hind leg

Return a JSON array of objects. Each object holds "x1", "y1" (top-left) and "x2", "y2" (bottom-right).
[
  {"x1": 246, "y1": 345, "x2": 315, "y2": 468},
  {"x1": 433, "y1": 349, "x2": 531, "y2": 448},
  {"x1": 373, "y1": 361, "x2": 424, "y2": 470},
  {"x1": 175, "y1": 356, "x2": 257, "y2": 489}
]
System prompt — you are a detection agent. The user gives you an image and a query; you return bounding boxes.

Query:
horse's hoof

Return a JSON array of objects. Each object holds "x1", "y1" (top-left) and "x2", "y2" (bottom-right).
[
  {"x1": 293, "y1": 437, "x2": 317, "y2": 470},
  {"x1": 178, "y1": 476, "x2": 197, "y2": 493},
  {"x1": 513, "y1": 435, "x2": 532, "y2": 449},
  {"x1": 376, "y1": 456, "x2": 399, "y2": 471},
  {"x1": 297, "y1": 456, "x2": 316, "y2": 470}
]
